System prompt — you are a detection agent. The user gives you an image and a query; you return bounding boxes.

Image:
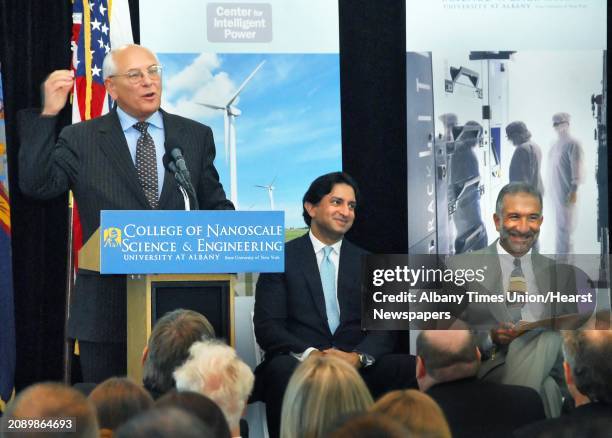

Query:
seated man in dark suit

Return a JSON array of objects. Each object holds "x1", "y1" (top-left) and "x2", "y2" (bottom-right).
[
  {"x1": 416, "y1": 329, "x2": 545, "y2": 438},
  {"x1": 253, "y1": 171, "x2": 416, "y2": 438},
  {"x1": 515, "y1": 329, "x2": 612, "y2": 438}
]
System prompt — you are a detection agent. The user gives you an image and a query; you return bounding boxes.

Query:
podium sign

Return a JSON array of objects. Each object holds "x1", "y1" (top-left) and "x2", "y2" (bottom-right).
[{"x1": 100, "y1": 210, "x2": 284, "y2": 274}]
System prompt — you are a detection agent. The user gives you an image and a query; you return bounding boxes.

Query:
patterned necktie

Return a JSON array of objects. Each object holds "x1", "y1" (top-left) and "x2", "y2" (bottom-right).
[
  {"x1": 507, "y1": 257, "x2": 527, "y2": 321},
  {"x1": 133, "y1": 122, "x2": 158, "y2": 209},
  {"x1": 320, "y1": 246, "x2": 340, "y2": 333}
]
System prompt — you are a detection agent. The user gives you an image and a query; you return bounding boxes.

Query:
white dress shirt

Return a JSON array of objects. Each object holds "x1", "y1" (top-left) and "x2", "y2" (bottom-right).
[{"x1": 496, "y1": 241, "x2": 546, "y2": 322}]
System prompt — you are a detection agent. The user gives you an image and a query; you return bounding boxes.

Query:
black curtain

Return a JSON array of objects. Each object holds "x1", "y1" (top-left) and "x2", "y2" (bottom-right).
[
  {"x1": 0, "y1": 0, "x2": 139, "y2": 390},
  {"x1": 340, "y1": 0, "x2": 408, "y2": 253}
]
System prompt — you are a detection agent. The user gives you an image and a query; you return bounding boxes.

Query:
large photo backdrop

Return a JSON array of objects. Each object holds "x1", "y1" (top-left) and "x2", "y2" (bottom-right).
[
  {"x1": 405, "y1": 0, "x2": 607, "y2": 256},
  {"x1": 141, "y1": 0, "x2": 342, "y2": 299},
  {"x1": 141, "y1": 0, "x2": 342, "y2": 232}
]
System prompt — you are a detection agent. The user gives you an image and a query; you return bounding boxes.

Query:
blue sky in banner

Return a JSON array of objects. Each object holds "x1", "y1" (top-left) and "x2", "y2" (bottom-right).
[{"x1": 159, "y1": 53, "x2": 342, "y2": 228}]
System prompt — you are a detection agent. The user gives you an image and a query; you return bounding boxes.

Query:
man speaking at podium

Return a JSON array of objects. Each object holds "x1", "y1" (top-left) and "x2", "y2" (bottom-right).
[{"x1": 18, "y1": 44, "x2": 233, "y2": 382}]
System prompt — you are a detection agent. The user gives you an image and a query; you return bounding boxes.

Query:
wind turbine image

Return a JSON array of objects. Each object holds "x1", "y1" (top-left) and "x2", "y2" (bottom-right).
[
  {"x1": 198, "y1": 60, "x2": 265, "y2": 208},
  {"x1": 255, "y1": 175, "x2": 276, "y2": 210}
]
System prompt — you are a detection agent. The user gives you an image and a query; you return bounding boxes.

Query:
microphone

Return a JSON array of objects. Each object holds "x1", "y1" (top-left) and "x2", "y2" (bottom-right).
[
  {"x1": 170, "y1": 148, "x2": 191, "y2": 181},
  {"x1": 163, "y1": 148, "x2": 199, "y2": 210},
  {"x1": 162, "y1": 151, "x2": 174, "y2": 173}
]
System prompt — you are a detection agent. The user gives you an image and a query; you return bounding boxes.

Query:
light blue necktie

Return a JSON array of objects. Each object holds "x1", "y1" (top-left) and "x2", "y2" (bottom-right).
[{"x1": 320, "y1": 246, "x2": 340, "y2": 333}]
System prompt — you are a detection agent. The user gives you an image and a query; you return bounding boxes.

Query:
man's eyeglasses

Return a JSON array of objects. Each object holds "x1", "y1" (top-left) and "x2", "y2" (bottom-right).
[{"x1": 109, "y1": 64, "x2": 162, "y2": 84}]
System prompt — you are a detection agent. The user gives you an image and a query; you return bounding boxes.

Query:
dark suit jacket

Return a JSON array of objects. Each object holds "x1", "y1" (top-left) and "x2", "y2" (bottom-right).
[
  {"x1": 253, "y1": 234, "x2": 394, "y2": 360},
  {"x1": 513, "y1": 402, "x2": 612, "y2": 438},
  {"x1": 18, "y1": 108, "x2": 233, "y2": 342},
  {"x1": 427, "y1": 377, "x2": 546, "y2": 438}
]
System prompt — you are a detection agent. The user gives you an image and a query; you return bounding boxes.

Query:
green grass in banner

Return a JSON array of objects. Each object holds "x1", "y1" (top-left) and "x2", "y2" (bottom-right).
[{"x1": 285, "y1": 228, "x2": 308, "y2": 242}]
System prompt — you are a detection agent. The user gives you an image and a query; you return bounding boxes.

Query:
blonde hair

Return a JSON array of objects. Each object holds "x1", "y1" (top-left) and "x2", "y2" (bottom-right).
[
  {"x1": 280, "y1": 355, "x2": 373, "y2": 438},
  {"x1": 371, "y1": 389, "x2": 451, "y2": 438}
]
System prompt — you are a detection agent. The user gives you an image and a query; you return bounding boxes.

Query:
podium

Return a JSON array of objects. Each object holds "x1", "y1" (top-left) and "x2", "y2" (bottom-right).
[
  {"x1": 79, "y1": 228, "x2": 236, "y2": 383},
  {"x1": 78, "y1": 210, "x2": 283, "y2": 382},
  {"x1": 125, "y1": 273, "x2": 235, "y2": 382}
]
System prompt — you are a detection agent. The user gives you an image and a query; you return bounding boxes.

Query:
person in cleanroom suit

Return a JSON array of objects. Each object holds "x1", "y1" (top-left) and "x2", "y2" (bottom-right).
[
  {"x1": 506, "y1": 121, "x2": 544, "y2": 195},
  {"x1": 548, "y1": 112, "x2": 584, "y2": 254}
]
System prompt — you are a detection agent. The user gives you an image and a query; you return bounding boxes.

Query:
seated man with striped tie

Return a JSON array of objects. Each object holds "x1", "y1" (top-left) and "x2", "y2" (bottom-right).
[
  {"x1": 253, "y1": 172, "x2": 416, "y2": 438},
  {"x1": 452, "y1": 182, "x2": 579, "y2": 418}
]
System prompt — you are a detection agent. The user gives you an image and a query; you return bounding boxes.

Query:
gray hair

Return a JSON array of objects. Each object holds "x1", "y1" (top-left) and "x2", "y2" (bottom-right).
[
  {"x1": 174, "y1": 339, "x2": 254, "y2": 431},
  {"x1": 102, "y1": 44, "x2": 160, "y2": 79},
  {"x1": 142, "y1": 309, "x2": 215, "y2": 398},
  {"x1": 495, "y1": 182, "x2": 542, "y2": 217},
  {"x1": 562, "y1": 330, "x2": 612, "y2": 404}
]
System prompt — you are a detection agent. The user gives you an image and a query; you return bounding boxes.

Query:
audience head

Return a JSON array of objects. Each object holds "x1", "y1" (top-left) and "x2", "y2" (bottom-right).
[
  {"x1": 280, "y1": 355, "x2": 373, "y2": 438},
  {"x1": 155, "y1": 390, "x2": 231, "y2": 438},
  {"x1": 371, "y1": 389, "x2": 451, "y2": 438},
  {"x1": 327, "y1": 412, "x2": 407, "y2": 438},
  {"x1": 562, "y1": 329, "x2": 612, "y2": 406},
  {"x1": 87, "y1": 377, "x2": 153, "y2": 435},
  {"x1": 416, "y1": 330, "x2": 480, "y2": 391},
  {"x1": 1, "y1": 382, "x2": 98, "y2": 438},
  {"x1": 173, "y1": 339, "x2": 253, "y2": 435},
  {"x1": 302, "y1": 172, "x2": 360, "y2": 237},
  {"x1": 114, "y1": 407, "x2": 213, "y2": 438},
  {"x1": 143, "y1": 309, "x2": 215, "y2": 398}
]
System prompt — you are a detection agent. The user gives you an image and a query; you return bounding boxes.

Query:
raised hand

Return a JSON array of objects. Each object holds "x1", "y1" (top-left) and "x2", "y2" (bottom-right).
[{"x1": 41, "y1": 70, "x2": 74, "y2": 116}]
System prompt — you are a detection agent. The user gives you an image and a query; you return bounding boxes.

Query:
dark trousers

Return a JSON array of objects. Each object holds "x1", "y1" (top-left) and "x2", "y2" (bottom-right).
[
  {"x1": 78, "y1": 340, "x2": 126, "y2": 383},
  {"x1": 257, "y1": 353, "x2": 417, "y2": 438}
]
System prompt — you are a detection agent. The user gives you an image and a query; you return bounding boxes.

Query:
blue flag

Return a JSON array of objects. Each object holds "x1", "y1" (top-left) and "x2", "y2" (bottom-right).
[{"x1": 0, "y1": 64, "x2": 15, "y2": 411}]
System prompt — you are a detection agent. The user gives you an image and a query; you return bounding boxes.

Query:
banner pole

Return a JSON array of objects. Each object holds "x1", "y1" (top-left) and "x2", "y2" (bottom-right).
[{"x1": 62, "y1": 191, "x2": 76, "y2": 384}]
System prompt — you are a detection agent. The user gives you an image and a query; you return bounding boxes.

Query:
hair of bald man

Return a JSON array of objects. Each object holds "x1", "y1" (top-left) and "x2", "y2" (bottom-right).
[
  {"x1": 417, "y1": 330, "x2": 480, "y2": 382},
  {"x1": 102, "y1": 44, "x2": 160, "y2": 80},
  {"x1": 1, "y1": 382, "x2": 98, "y2": 438},
  {"x1": 562, "y1": 330, "x2": 612, "y2": 404}
]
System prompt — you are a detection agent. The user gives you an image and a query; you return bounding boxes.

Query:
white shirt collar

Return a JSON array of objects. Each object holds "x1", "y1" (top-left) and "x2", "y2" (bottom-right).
[
  {"x1": 309, "y1": 230, "x2": 343, "y2": 255},
  {"x1": 496, "y1": 239, "x2": 531, "y2": 260}
]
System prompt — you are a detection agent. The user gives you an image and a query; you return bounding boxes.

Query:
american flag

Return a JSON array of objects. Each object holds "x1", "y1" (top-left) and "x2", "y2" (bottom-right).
[
  {"x1": 72, "y1": 0, "x2": 112, "y2": 122},
  {"x1": 70, "y1": 0, "x2": 133, "y2": 269}
]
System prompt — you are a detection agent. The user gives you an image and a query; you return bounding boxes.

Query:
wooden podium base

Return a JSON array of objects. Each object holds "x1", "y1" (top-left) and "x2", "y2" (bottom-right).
[{"x1": 126, "y1": 273, "x2": 236, "y2": 382}]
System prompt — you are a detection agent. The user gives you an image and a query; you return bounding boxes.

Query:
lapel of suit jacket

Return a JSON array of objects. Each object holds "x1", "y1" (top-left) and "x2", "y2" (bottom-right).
[
  {"x1": 97, "y1": 109, "x2": 150, "y2": 208},
  {"x1": 299, "y1": 234, "x2": 331, "y2": 327},
  {"x1": 158, "y1": 109, "x2": 181, "y2": 209},
  {"x1": 531, "y1": 252, "x2": 553, "y2": 294},
  {"x1": 337, "y1": 239, "x2": 357, "y2": 323},
  {"x1": 482, "y1": 240, "x2": 513, "y2": 323}
]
